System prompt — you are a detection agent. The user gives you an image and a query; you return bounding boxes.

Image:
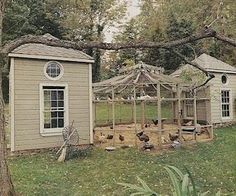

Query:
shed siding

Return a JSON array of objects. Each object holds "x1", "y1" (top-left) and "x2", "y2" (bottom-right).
[
  {"x1": 13, "y1": 58, "x2": 90, "y2": 151},
  {"x1": 209, "y1": 73, "x2": 236, "y2": 124}
]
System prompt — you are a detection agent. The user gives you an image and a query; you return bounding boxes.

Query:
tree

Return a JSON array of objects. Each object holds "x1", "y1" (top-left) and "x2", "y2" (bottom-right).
[
  {"x1": 0, "y1": 0, "x2": 16, "y2": 194},
  {"x1": 3, "y1": 0, "x2": 65, "y2": 42},
  {"x1": 118, "y1": 0, "x2": 236, "y2": 71},
  {"x1": 115, "y1": 18, "x2": 141, "y2": 66},
  {"x1": 57, "y1": 0, "x2": 127, "y2": 81}
]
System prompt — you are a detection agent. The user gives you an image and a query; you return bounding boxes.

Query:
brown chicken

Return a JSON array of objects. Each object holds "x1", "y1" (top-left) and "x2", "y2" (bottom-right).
[
  {"x1": 98, "y1": 132, "x2": 106, "y2": 143},
  {"x1": 169, "y1": 133, "x2": 179, "y2": 142},
  {"x1": 119, "y1": 134, "x2": 125, "y2": 142},
  {"x1": 136, "y1": 131, "x2": 149, "y2": 143}
]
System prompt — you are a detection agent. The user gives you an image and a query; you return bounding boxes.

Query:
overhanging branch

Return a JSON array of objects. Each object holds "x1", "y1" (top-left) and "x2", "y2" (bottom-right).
[
  {"x1": 1, "y1": 28, "x2": 217, "y2": 54},
  {"x1": 214, "y1": 34, "x2": 236, "y2": 47},
  {"x1": 168, "y1": 49, "x2": 215, "y2": 90}
]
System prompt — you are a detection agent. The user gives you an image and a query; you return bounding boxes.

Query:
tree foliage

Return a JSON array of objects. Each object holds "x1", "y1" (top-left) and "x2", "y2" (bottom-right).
[
  {"x1": 115, "y1": 0, "x2": 236, "y2": 72},
  {"x1": 55, "y1": 0, "x2": 127, "y2": 81},
  {"x1": 3, "y1": 0, "x2": 64, "y2": 42}
]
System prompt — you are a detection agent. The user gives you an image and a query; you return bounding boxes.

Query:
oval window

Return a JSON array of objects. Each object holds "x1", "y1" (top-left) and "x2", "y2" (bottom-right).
[
  {"x1": 221, "y1": 74, "x2": 228, "y2": 84},
  {"x1": 44, "y1": 61, "x2": 64, "y2": 80}
]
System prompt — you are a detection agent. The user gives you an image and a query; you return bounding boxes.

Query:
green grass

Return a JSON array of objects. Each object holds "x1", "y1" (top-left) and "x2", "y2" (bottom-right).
[
  {"x1": 8, "y1": 127, "x2": 236, "y2": 195},
  {"x1": 95, "y1": 102, "x2": 172, "y2": 125}
]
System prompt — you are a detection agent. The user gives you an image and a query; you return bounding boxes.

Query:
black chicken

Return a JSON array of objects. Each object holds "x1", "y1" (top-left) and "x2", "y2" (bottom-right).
[
  {"x1": 152, "y1": 119, "x2": 158, "y2": 126},
  {"x1": 106, "y1": 134, "x2": 113, "y2": 139}
]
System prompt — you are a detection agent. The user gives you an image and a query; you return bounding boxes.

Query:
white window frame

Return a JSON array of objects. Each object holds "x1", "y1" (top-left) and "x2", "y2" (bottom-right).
[
  {"x1": 40, "y1": 83, "x2": 69, "y2": 136},
  {"x1": 220, "y1": 88, "x2": 232, "y2": 120},
  {"x1": 44, "y1": 61, "x2": 64, "y2": 81}
]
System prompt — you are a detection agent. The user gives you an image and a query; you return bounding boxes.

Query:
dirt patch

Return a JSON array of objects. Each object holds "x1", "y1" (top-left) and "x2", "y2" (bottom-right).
[{"x1": 94, "y1": 123, "x2": 211, "y2": 151}]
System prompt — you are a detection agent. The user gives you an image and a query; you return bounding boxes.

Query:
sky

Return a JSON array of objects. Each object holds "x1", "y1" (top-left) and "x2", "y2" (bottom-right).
[{"x1": 104, "y1": 0, "x2": 141, "y2": 42}]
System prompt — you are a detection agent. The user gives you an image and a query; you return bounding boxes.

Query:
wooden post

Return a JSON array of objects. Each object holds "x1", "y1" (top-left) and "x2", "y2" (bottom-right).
[
  {"x1": 112, "y1": 87, "x2": 116, "y2": 146},
  {"x1": 193, "y1": 89, "x2": 197, "y2": 140},
  {"x1": 141, "y1": 86, "x2": 145, "y2": 129},
  {"x1": 209, "y1": 125, "x2": 214, "y2": 139},
  {"x1": 157, "y1": 83, "x2": 162, "y2": 147},
  {"x1": 133, "y1": 86, "x2": 137, "y2": 147},
  {"x1": 177, "y1": 84, "x2": 182, "y2": 140},
  {"x1": 92, "y1": 91, "x2": 96, "y2": 127}
]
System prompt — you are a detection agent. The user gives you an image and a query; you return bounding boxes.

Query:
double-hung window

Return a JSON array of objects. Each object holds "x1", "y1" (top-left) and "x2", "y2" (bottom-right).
[
  {"x1": 221, "y1": 90, "x2": 230, "y2": 118},
  {"x1": 40, "y1": 84, "x2": 68, "y2": 135}
]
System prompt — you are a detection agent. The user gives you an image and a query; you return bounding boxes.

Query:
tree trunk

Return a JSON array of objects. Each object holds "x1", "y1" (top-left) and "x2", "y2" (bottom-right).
[
  {"x1": 0, "y1": 88, "x2": 15, "y2": 196},
  {"x1": 0, "y1": 0, "x2": 16, "y2": 195}
]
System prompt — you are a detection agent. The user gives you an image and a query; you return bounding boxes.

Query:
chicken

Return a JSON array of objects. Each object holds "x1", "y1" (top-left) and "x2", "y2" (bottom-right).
[
  {"x1": 161, "y1": 136, "x2": 168, "y2": 144},
  {"x1": 143, "y1": 143, "x2": 154, "y2": 150},
  {"x1": 145, "y1": 123, "x2": 151, "y2": 128},
  {"x1": 136, "y1": 131, "x2": 149, "y2": 143},
  {"x1": 152, "y1": 119, "x2": 158, "y2": 126},
  {"x1": 119, "y1": 134, "x2": 125, "y2": 142},
  {"x1": 169, "y1": 133, "x2": 179, "y2": 142},
  {"x1": 136, "y1": 131, "x2": 144, "y2": 137},
  {"x1": 106, "y1": 134, "x2": 113, "y2": 140},
  {"x1": 98, "y1": 132, "x2": 106, "y2": 143}
]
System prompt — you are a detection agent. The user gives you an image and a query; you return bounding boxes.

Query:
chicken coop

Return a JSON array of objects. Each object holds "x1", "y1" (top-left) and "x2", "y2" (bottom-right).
[{"x1": 92, "y1": 63, "x2": 213, "y2": 149}]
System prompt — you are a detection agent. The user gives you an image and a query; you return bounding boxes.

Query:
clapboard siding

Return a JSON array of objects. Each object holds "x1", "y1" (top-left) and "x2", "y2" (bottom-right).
[
  {"x1": 209, "y1": 73, "x2": 236, "y2": 124},
  {"x1": 12, "y1": 58, "x2": 91, "y2": 151}
]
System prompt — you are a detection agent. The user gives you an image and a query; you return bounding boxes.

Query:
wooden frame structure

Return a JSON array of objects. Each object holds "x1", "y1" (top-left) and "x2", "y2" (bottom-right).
[{"x1": 93, "y1": 63, "x2": 213, "y2": 147}]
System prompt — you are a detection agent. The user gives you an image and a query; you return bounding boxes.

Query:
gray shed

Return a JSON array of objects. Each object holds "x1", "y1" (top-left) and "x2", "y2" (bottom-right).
[{"x1": 9, "y1": 43, "x2": 94, "y2": 151}]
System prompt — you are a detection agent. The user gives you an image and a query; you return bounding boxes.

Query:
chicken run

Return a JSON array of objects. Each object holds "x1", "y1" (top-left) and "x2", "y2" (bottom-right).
[{"x1": 92, "y1": 63, "x2": 214, "y2": 151}]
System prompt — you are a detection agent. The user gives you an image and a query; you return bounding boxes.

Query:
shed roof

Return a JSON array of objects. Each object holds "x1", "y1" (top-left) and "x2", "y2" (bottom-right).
[
  {"x1": 8, "y1": 43, "x2": 94, "y2": 63},
  {"x1": 171, "y1": 53, "x2": 236, "y2": 76}
]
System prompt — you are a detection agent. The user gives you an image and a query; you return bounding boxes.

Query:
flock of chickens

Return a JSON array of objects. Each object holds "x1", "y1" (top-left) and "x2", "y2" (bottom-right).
[{"x1": 95, "y1": 118, "x2": 181, "y2": 150}]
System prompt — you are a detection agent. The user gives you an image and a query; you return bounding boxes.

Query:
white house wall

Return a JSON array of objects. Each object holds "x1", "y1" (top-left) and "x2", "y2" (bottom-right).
[{"x1": 209, "y1": 73, "x2": 236, "y2": 124}]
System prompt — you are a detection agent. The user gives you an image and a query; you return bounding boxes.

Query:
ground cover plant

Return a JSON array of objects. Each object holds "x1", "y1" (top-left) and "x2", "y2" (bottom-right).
[{"x1": 8, "y1": 127, "x2": 236, "y2": 195}]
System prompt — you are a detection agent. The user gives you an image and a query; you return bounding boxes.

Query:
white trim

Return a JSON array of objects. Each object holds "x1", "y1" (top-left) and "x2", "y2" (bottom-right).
[
  {"x1": 89, "y1": 64, "x2": 93, "y2": 144},
  {"x1": 44, "y1": 61, "x2": 64, "y2": 81},
  {"x1": 8, "y1": 53, "x2": 94, "y2": 63},
  {"x1": 220, "y1": 88, "x2": 232, "y2": 120},
  {"x1": 39, "y1": 83, "x2": 69, "y2": 136},
  {"x1": 10, "y1": 58, "x2": 15, "y2": 151},
  {"x1": 207, "y1": 69, "x2": 236, "y2": 74}
]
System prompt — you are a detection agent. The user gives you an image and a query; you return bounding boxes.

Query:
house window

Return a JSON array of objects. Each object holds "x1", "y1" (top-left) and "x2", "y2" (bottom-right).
[
  {"x1": 221, "y1": 74, "x2": 228, "y2": 84},
  {"x1": 44, "y1": 61, "x2": 64, "y2": 80},
  {"x1": 221, "y1": 90, "x2": 230, "y2": 118},
  {"x1": 40, "y1": 84, "x2": 68, "y2": 135}
]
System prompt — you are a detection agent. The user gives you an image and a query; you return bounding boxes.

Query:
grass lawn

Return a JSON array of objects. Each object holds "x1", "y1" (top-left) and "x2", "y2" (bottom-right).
[{"x1": 8, "y1": 127, "x2": 236, "y2": 195}]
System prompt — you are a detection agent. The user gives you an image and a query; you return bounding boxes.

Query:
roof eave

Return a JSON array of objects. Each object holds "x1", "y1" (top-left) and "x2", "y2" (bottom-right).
[
  {"x1": 206, "y1": 69, "x2": 236, "y2": 74},
  {"x1": 8, "y1": 53, "x2": 94, "y2": 63}
]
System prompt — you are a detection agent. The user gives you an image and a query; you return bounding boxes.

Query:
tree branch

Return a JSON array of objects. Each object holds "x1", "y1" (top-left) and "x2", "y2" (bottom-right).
[
  {"x1": 214, "y1": 34, "x2": 236, "y2": 47},
  {"x1": 1, "y1": 28, "x2": 217, "y2": 54},
  {"x1": 168, "y1": 49, "x2": 215, "y2": 90}
]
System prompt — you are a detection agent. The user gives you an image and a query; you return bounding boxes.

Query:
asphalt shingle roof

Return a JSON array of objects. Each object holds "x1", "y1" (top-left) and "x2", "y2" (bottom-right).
[
  {"x1": 9, "y1": 43, "x2": 93, "y2": 62},
  {"x1": 171, "y1": 53, "x2": 236, "y2": 76}
]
